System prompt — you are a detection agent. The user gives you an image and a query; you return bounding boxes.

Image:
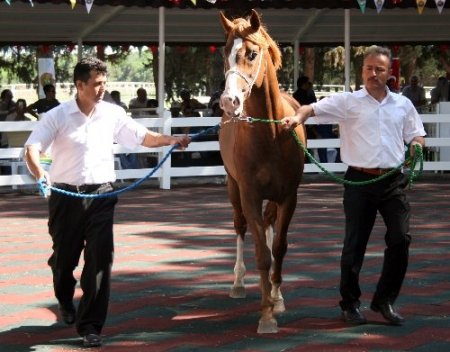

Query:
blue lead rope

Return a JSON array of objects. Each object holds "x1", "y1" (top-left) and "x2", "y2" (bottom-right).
[{"x1": 37, "y1": 124, "x2": 221, "y2": 199}]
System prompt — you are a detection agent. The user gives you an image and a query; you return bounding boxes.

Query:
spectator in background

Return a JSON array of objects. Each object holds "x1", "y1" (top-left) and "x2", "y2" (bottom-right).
[
  {"x1": 179, "y1": 89, "x2": 206, "y2": 134},
  {"x1": 180, "y1": 89, "x2": 206, "y2": 117},
  {"x1": 386, "y1": 76, "x2": 398, "y2": 92},
  {"x1": 27, "y1": 84, "x2": 60, "y2": 119},
  {"x1": 6, "y1": 99, "x2": 34, "y2": 121},
  {"x1": 147, "y1": 99, "x2": 158, "y2": 109},
  {"x1": 293, "y1": 75, "x2": 318, "y2": 162},
  {"x1": 208, "y1": 81, "x2": 225, "y2": 117},
  {"x1": 0, "y1": 89, "x2": 16, "y2": 121},
  {"x1": 129, "y1": 87, "x2": 149, "y2": 117},
  {"x1": 208, "y1": 80, "x2": 225, "y2": 113},
  {"x1": 431, "y1": 56, "x2": 450, "y2": 104},
  {"x1": 314, "y1": 96, "x2": 340, "y2": 163},
  {"x1": 430, "y1": 76, "x2": 449, "y2": 104},
  {"x1": 110, "y1": 90, "x2": 128, "y2": 111},
  {"x1": 402, "y1": 75, "x2": 427, "y2": 112}
]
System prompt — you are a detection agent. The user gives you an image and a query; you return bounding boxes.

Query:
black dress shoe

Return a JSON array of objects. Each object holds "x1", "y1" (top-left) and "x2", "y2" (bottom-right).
[
  {"x1": 83, "y1": 334, "x2": 102, "y2": 348},
  {"x1": 341, "y1": 306, "x2": 367, "y2": 325},
  {"x1": 370, "y1": 302, "x2": 405, "y2": 325},
  {"x1": 58, "y1": 302, "x2": 76, "y2": 325}
]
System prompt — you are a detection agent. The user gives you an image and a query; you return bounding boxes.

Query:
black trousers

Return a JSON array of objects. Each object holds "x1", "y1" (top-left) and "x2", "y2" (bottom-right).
[
  {"x1": 47, "y1": 183, "x2": 117, "y2": 336},
  {"x1": 339, "y1": 168, "x2": 411, "y2": 310}
]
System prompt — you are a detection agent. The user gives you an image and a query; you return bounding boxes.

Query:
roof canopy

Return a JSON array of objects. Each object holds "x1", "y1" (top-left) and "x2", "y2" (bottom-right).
[{"x1": 2, "y1": 0, "x2": 450, "y2": 46}]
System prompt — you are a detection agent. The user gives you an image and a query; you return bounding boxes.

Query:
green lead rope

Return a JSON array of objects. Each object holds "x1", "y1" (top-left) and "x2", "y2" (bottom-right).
[{"x1": 248, "y1": 117, "x2": 424, "y2": 187}]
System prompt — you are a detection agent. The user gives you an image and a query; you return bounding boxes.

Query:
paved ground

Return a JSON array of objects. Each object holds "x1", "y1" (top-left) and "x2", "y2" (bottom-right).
[{"x1": 1, "y1": 173, "x2": 450, "y2": 352}]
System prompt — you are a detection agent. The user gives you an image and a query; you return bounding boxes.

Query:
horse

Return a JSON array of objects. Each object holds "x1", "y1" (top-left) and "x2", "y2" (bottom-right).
[{"x1": 218, "y1": 10, "x2": 307, "y2": 333}]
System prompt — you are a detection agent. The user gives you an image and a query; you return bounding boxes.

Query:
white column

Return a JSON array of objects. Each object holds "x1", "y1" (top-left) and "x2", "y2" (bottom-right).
[{"x1": 344, "y1": 9, "x2": 351, "y2": 92}]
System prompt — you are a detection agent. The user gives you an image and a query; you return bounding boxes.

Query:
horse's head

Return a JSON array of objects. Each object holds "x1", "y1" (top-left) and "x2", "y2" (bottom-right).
[{"x1": 219, "y1": 10, "x2": 281, "y2": 118}]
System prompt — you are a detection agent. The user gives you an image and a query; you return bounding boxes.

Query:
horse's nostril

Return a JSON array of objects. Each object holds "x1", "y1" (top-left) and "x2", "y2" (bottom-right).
[{"x1": 233, "y1": 96, "x2": 240, "y2": 107}]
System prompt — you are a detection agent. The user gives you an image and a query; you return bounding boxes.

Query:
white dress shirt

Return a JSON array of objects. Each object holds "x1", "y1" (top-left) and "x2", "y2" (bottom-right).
[
  {"x1": 311, "y1": 88, "x2": 426, "y2": 169},
  {"x1": 25, "y1": 99, "x2": 148, "y2": 185}
]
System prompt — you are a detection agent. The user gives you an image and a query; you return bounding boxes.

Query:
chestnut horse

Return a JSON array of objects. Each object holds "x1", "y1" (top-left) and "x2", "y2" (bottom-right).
[{"x1": 219, "y1": 10, "x2": 306, "y2": 333}]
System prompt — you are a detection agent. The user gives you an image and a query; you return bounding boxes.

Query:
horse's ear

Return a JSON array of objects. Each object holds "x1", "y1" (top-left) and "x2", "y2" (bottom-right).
[
  {"x1": 249, "y1": 9, "x2": 261, "y2": 31},
  {"x1": 220, "y1": 11, "x2": 233, "y2": 34}
]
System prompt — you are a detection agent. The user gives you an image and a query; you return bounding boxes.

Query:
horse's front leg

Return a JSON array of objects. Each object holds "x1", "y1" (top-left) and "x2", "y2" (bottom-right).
[
  {"x1": 243, "y1": 198, "x2": 277, "y2": 334},
  {"x1": 271, "y1": 193, "x2": 298, "y2": 314},
  {"x1": 227, "y1": 175, "x2": 247, "y2": 298},
  {"x1": 264, "y1": 201, "x2": 285, "y2": 313}
]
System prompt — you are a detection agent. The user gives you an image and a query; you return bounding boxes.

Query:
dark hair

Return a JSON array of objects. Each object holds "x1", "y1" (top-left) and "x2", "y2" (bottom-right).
[
  {"x1": 16, "y1": 98, "x2": 27, "y2": 108},
  {"x1": 43, "y1": 84, "x2": 55, "y2": 94},
  {"x1": 296, "y1": 75, "x2": 309, "y2": 88},
  {"x1": 110, "y1": 90, "x2": 120, "y2": 98},
  {"x1": 73, "y1": 57, "x2": 107, "y2": 85},
  {"x1": 1, "y1": 89, "x2": 12, "y2": 100}
]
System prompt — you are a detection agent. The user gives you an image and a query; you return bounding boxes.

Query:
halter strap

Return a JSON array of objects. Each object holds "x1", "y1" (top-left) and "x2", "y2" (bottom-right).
[{"x1": 224, "y1": 48, "x2": 264, "y2": 97}]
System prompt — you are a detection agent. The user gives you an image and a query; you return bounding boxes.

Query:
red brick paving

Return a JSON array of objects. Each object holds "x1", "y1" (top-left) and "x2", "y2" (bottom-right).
[{"x1": 0, "y1": 174, "x2": 450, "y2": 351}]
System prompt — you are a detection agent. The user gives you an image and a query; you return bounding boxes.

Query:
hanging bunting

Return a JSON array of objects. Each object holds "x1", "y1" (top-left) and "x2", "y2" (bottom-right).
[
  {"x1": 190, "y1": 0, "x2": 197, "y2": 5},
  {"x1": 374, "y1": 0, "x2": 385, "y2": 13},
  {"x1": 435, "y1": 0, "x2": 446, "y2": 13},
  {"x1": 29, "y1": 0, "x2": 34, "y2": 6},
  {"x1": 416, "y1": 0, "x2": 427, "y2": 14},
  {"x1": 205, "y1": 0, "x2": 217, "y2": 3},
  {"x1": 5, "y1": 0, "x2": 11, "y2": 5},
  {"x1": 85, "y1": 0, "x2": 94, "y2": 14},
  {"x1": 357, "y1": 0, "x2": 367, "y2": 13},
  {"x1": 70, "y1": 0, "x2": 76, "y2": 9}
]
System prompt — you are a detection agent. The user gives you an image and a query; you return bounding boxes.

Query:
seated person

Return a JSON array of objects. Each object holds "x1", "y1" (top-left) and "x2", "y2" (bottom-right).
[
  {"x1": 110, "y1": 90, "x2": 128, "y2": 111},
  {"x1": 27, "y1": 84, "x2": 60, "y2": 119},
  {"x1": 178, "y1": 89, "x2": 206, "y2": 134},
  {"x1": 129, "y1": 87, "x2": 149, "y2": 117}
]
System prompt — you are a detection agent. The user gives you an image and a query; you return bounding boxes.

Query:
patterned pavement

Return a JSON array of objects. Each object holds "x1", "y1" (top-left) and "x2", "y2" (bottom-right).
[{"x1": 0, "y1": 173, "x2": 450, "y2": 351}]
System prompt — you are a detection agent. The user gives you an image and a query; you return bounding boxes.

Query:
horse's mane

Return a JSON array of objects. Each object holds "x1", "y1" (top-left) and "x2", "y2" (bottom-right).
[{"x1": 229, "y1": 16, "x2": 282, "y2": 71}]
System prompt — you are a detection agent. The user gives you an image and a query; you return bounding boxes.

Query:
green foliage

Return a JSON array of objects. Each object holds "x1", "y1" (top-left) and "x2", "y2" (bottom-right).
[{"x1": 0, "y1": 43, "x2": 448, "y2": 101}]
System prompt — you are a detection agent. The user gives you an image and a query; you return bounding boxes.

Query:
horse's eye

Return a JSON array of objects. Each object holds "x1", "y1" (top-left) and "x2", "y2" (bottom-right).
[{"x1": 248, "y1": 51, "x2": 258, "y2": 61}]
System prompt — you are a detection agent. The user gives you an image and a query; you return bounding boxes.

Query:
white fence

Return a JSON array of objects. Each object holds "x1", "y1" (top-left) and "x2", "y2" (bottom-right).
[{"x1": 1, "y1": 110, "x2": 450, "y2": 190}]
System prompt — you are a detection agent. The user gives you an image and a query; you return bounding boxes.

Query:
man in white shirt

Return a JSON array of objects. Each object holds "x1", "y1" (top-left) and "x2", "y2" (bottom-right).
[
  {"x1": 24, "y1": 57, "x2": 190, "y2": 347},
  {"x1": 282, "y1": 46, "x2": 425, "y2": 327}
]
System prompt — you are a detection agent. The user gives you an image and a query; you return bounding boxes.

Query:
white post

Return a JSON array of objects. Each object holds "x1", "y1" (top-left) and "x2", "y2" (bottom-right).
[
  {"x1": 159, "y1": 109, "x2": 172, "y2": 189},
  {"x1": 344, "y1": 9, "x2": 351, "y2": 92},
  {"x1": 158, "y1": 7, "x2": 165, "y2": 115},
  {"x1": 294, "y1": 40, "x2": 299, "y2": 91},
  {"x1": 157, "y1": 6, "x2": 171, "y2": 189}
]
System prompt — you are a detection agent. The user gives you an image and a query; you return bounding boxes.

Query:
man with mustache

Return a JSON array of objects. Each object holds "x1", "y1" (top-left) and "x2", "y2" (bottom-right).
[{"x1": 282, "y1": 46, "x2": 425, "y2": 326}]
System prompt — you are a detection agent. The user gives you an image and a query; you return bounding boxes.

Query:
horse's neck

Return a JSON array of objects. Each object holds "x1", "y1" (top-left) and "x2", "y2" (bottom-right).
[{"x1": 247, "y1": 62, "x2": 283, "y2": 121}]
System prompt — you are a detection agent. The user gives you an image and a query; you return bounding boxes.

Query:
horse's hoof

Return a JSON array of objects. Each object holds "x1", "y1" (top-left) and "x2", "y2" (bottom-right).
[
  {"x1": 273, "y1": 299, "x2": 285, "y2": 313},
  {"x1": 229, "y1": 286, "x2": 246, "y2": 298},
  {"x1": 257, "y1": 318, "x2": 278, "y2": 334}
]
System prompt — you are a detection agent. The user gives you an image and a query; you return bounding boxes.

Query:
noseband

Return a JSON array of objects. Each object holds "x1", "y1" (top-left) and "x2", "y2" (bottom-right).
[{"x1": 224, "y1": 47, "x2": 264, "y2": 97}]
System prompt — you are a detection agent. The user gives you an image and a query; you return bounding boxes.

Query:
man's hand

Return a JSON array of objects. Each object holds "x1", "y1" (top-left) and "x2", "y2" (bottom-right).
[
  {"x1": 172, "y1": 135, "x2": 191, "y2": 149},
  {"x1": 409, "y1": 140, "x2": 423, "y2": 158},
  {"x1": 281, "y1": 105, "x2": 314, "y2": 130},
  {"x1": 37, "y1": 172, "x2": 52, "y2": 198},
  {"x1": 281, "y1": 115, "x2": 301, "y2": 130}
]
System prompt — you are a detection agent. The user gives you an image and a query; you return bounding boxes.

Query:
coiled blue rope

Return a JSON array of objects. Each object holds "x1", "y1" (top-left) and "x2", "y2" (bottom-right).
[{"x1": 37, "y1": 124, "x2": 221, "y2": 199}]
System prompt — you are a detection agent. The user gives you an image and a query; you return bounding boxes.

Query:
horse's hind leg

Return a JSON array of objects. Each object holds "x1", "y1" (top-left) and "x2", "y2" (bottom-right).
[
  {"x1": 264, "y1": 201, "x2": 285, "y2": 313},
  {"x1": 227, "y1": 175, "x2": 247, "y2": 298}
]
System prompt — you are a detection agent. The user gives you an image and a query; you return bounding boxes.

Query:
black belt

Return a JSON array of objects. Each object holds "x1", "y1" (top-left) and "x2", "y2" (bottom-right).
[
  {"x1": 350, "y1": 166, "x2": 395, "y2": 176},
  {"x1": 53, "y1": 183, "x2": 110, "y2": 194}
]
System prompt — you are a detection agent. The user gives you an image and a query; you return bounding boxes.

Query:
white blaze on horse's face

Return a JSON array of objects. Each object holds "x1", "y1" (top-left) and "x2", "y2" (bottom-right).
[{"x1": 221, "y1": 38, "x2": 246, "y2": 118}]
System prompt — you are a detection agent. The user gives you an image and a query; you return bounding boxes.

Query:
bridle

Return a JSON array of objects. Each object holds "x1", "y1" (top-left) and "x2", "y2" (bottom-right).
[{"x1": 224, "y1": 46, "x2": 265, "y2": 98}]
